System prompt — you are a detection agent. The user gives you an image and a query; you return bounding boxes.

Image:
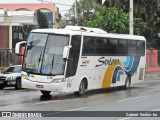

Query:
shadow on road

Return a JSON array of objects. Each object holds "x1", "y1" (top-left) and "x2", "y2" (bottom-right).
[{"x1": 39, "y1": 86, "x2": 141, "y2": 101}]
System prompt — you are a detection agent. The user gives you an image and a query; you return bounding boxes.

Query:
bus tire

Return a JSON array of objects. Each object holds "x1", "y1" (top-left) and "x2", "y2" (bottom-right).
[
  {"x1": 0, "y1": 84, "x2": 4, "y2": 90},
  {"x1": 74, "y1": 79, "x2": 87, "y2": 96},
  {"x1": 15, "y1": 78, "x2": 21, "y2": 90},
  {"x1": 41, "y1": 90, "x2": 51, "y2": 96},
  {"x1": 123, "y1": 75, "x2": 131, "y2": 89}
]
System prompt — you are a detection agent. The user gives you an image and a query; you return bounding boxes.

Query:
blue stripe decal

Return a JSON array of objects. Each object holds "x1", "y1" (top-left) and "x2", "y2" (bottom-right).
[
  {"x1": 123, "y1": 56, "x2": 134, "y2": 72},
  {"x1": 123, "y1": 56, "x2": 130, "y2": 67},
  {"x1": 116, "y1": 70, "x2": 124, "y2": 81}
]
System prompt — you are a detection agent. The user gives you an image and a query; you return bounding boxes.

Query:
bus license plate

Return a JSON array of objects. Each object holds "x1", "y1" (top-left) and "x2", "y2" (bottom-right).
[{"x1": 36, "y1": 85, "x2": 43, "y2": 88}]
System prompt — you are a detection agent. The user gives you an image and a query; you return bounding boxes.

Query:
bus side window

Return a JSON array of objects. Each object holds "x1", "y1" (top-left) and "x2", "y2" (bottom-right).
[
  {"x1": 108, "y1": 38, "x2": 118, "y2": 55},
  {"x1": 82, "y1": 36, "x2": 95, "y2": 56},
  {"x1": 137, "y1": 41, "x2": 145, "y2": 56},
  {"x1": 95, "y1": 37, "x2": 106, "y2": 55},
  {"x1": 118, "y1": 39, "x2": 128, "y2": 55},
  {"x1": 128, "y1": 41, "x2": 136, "y2": 55},
  {"x1": 66, "y1": 35, "x2": 81, "y2": 77}
]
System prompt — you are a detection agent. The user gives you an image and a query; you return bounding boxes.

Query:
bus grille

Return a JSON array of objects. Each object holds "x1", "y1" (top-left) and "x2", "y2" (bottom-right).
[{"x1": 0, "y1": 77, "x2": 6, "y2": 80}]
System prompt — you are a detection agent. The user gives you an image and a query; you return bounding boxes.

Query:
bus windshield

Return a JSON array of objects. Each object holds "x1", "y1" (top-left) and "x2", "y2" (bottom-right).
[{"x1": 23, "y1": 33, "x2": 69, "y2": 75}]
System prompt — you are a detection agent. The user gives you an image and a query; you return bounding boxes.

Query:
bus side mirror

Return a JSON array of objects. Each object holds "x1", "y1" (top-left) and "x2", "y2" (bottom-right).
[
  {"x1": 63, "y1": 45, "x2": 72, "y2": 59},
  {"x1": 15, "y1": 41, "x2": 27, "y2": 56}
]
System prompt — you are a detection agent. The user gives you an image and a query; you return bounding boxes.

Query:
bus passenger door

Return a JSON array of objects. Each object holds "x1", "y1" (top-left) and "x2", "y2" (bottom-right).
[{"x1": 65, "y1": 35, "x2": 81, "y2": 89}]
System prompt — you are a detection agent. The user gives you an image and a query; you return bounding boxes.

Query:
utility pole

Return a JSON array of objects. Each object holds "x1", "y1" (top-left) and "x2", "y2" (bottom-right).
[
  {"x1": 75, "y1": 0, "x2": 78, "y2": 26},
  {"x1": 129, "y1": 0, "x2": 134, "y2": 35}
]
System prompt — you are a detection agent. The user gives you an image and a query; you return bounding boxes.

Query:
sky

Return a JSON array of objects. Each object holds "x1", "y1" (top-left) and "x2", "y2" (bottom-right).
[{"x1": 0, "y1": 0, "x2": 75, "y2": 16}]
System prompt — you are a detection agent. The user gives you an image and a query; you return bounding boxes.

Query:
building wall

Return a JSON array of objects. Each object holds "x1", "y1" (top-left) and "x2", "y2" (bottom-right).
[
  {"x1": 0, "y1": 4, "x2": 56, "y2": 12},
  {"x1": 0, "y1": 26, "x2": 9, "y2": 49},
  {"x1": 0, "y1": 4, "x2": 58, "y2": 28}
]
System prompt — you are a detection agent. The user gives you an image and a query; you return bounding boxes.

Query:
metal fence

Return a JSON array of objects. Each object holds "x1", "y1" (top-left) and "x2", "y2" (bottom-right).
[{"x1": 0, "y1": 49, "x2": 22, "y2": 67}]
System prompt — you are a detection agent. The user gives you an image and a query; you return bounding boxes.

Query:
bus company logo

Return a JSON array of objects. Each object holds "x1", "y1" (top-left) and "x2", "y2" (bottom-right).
[
  {"x1": 82, "y1": 59, "x2": 90, "y2": 64},
  {"x1": 1, "y1": 112, "x2": 42, "y2": 118},
  {"x1": 95, "y1": 57, "x2": 120, "y2": 67},
  {"x1": 2, "y1": 112, "x2": 11, "y2": 117}
]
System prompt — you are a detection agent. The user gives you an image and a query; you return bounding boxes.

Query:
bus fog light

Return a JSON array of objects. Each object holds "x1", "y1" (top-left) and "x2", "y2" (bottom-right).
[{"x1": 52, "y1": 78, "x2": 65, "y2": 83}]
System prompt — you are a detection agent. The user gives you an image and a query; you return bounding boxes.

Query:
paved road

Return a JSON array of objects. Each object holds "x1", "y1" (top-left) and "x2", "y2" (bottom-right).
[{"x1": 0, "y1": 77, "x2": 160, "y2": 120}]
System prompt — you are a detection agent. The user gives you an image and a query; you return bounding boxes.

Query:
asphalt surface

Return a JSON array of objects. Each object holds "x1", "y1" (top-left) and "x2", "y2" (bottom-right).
[{"x1": 0, "y1": 76, "x2": 160, "y2": 120}]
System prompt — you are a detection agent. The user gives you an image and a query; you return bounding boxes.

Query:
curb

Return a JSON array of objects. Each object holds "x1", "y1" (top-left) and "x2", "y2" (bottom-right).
[{"x1": 145, "y1": 74, "x2": 160, "y2": 77}]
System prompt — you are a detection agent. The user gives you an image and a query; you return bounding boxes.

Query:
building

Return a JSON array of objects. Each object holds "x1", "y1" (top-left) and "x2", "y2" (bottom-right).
[
  {"x1": 0, "y1": 3, "x2": 58, "y2": 49},
  {"x1": 0, "y1": 4, "x2": 58, "y2": 28}
]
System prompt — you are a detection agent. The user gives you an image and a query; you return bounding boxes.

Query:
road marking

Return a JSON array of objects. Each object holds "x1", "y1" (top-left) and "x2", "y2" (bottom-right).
[
  {"x1": 116, "y1": 96, "x2": 148, "y2": 102},
  {"x1": 118, "y1": 117, "x2": 132, "y2": 120},
  {"x1": 65, "y1": 107, "x2": 86, "y2": 111},
  {"x1": 41, "y1": 107, "x2": 87, "y2": 117},
  {"x1": 34, "y1": 101, "x2": 86, "y2": 111},
  {"x1": 34, "y1": 100, "x2": 57, "y2": 105},
  {"x1": 152, "y1": 108, "x2": 160, "y2": 111}
]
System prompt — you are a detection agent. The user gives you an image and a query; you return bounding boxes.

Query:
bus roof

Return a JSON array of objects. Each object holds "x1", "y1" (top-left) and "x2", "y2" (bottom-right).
[{"x1": 31, "y1": 26, "x2": 146, "y2": 41}]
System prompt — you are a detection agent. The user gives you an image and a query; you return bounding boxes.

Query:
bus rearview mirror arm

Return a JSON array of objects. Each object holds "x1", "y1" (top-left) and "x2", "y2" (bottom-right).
[{"x1": 15, "y1": 41, "x2": 27, "y2": 56}]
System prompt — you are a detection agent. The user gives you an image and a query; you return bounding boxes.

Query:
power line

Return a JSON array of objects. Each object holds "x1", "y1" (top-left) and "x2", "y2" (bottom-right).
[
  {"x1": 37, "y1": 0, "x2": 73, "y2": 6},
  {"x1": 53, "y1": 2, "x2": 72, "y2": 6},
  {"x1": 59, "y1": 10, "x2": 68, "y2": 11}
]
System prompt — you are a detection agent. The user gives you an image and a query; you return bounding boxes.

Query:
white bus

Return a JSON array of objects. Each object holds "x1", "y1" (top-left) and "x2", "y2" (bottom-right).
[{"x1": 16, "y1": 26, "x2": 146, "y2": 96}]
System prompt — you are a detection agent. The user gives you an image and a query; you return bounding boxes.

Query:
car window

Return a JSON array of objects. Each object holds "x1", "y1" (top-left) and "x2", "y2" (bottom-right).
[
  {"x1": 5, "y1": 66, "x2": 22, "y2": 73},
  {"x1": 14, "y1": 66, "x2": 22, "y2": 73},
  {"x1": 5, "y1": 67, "x2": 14, "y2": 72}
]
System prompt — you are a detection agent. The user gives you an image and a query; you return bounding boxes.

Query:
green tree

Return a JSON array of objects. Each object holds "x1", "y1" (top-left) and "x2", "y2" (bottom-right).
[
  {"x1": 78, "y1": 0, "x2": 96, "y2": 25},
  {"x1": 95, "y1": 0, "x2": 127, "y2": 10},
  {"x1": 85, "y1": 7, "x2": 146, "y2": 35},
  {"x1": 37, "y1": 10, "x2": 48, "y2": 28},
  {"x1": 135, "y1": 0, "x2": 160, "y2": 49},
  {"x1": 62, "y1": 0, "x2": 96, "y2": 26},
  {"x1": 22, "y1": 25, "x2": 35, "y2": 40},
  {"x1": 94, "y1": 0, "x2": 160, "y2": 50},
  {"x1": 22, "y1": 10, "x2": 49, "y2": 40},
  {"x1": 64, "y1": 0, "x2": 159, "y2": 49}
]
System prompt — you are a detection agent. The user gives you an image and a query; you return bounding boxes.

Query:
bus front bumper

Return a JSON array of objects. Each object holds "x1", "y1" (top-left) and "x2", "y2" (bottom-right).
[{"x1": 22, "y1": 79, "x2": 65, "y2": 92}]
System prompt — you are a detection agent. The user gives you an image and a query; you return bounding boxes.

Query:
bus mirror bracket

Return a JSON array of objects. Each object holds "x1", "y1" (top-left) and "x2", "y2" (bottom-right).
[
  {"x1": 15, "y1": 41, "x2": 26, "y2": 56},
  {"x1": 63, "y1": 45, "x2": 72, "y2": 60}
]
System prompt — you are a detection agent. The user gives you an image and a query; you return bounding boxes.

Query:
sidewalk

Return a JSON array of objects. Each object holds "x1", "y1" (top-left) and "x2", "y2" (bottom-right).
[{"x1": 145, "y1": 71, "x2": 160, "y2": 78}]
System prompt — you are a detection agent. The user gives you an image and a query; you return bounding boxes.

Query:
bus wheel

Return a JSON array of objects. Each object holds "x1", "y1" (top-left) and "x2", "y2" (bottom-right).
[
  {"x1": 15, "y1": 78, "x2": 21, "y2": 90},
  {"x1": 0, "y1": 84, "x2": 4, "y2": 90},
  {"x1": 41, "y1": 90, "x2": 51, "y2": 96},
  {"x1": 74, "y1": 80, "x2": 86, "y2": 96},
  {"x1": 124, "y1": 75, "x2": 131, "y2": 89}
]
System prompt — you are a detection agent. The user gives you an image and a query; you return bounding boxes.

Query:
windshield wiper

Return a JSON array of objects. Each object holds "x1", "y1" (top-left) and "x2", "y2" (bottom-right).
[
  {"x1": 38, "y1": 51, "x2": 42, "y2": 66},
  {"x1": 50, "y1": 54, "x2": 55, "y2": 74}
]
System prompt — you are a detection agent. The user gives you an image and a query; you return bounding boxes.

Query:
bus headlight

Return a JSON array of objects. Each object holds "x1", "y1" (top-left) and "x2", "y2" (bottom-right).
[
  {"x1": 22, "y1": 74, "x2": 28, "y2": 80},
  {"x1": 52, "y1": 78, "x2": 65, "y2": 83}
]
